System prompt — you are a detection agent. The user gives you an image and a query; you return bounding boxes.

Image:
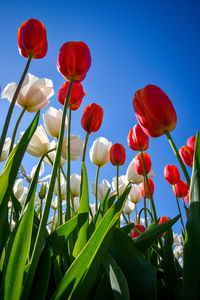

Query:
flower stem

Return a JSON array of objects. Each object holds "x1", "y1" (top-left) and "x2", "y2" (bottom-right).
[
  {"x1": 9, "y1": 107, "x2": 26, "y2": 154},
  {"x1": 95, "y1": 166, "x2": 100, "y2": 213},
  {"x1": 0, "y1": 55, "x2": 32, "y2": 157},
  {"x1": 82, "y1": 132, "x2": 89, "y2": 163},
  {"x1": 174, "y1": 186, "x2": 186, "y2": 234},
  {"x1": 135, "y1": 204, "x2": 137, "y2": 224},
  {"x1": 165, "y1": 131, "x2": 190, "y2": 186},
  {"x1": 181, "y1": 197, "x2": 189, "y2": 219},
  {"x1": 65, "y1": 105, "x2": 72, "y2": 222},
  {"x1": 57, "y1": 167, "x2": 63, "y2": 226},
  {"x1": 117, "y1": 165, "x2": 119, "y2": 200}
]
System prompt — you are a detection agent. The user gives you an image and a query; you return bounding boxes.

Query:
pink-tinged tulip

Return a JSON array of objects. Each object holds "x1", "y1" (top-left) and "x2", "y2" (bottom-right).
[
  {"x1": 17, "y1": 19, "x2": 48, "y2": 59},
  {"x1": 159, "y1": 216, "x2": 169, "y2": 237},
  {"x1": 127, "y1": 124, "x2": 149, "y2": 151},
  {"x1": 81, "y1": 103, "x2": 103, "y2": 134},
  {"x1": 110, "y1": 143, "x2": 126, "y2": 166},
  {"x1": 132, "y1": 84, "x2": 177, "y2": 137},
  {"x1": 135, "y1": 152, "x2": 152, "y2": 175},
  {"x1": 139, "y1": 179, "x2": 154, "y2": 198},
  {"x1": 184, "y1": 192, "x2": 189, "y2": 205},
  {"x1": 58, "y1": 81, "x2": 86, "y2": 110},
  {"x1": 187, "y1": 136, "x2": 196, "y2": 151},
  {"x1": 57, "y1": 41, "x2": 91, "y2": 82},
  {"x1": 164, "y1": 165, "x2": 180, "y2": 185},
  {"x1": 131, "y1": 224, "x2": 146, "y2": 239},
  {"x1": 179, "y1": 145, "x2": 194, "y2": 167},
  {"x1": 172, "y1": 180, "x2": 189, "y2": 198}
]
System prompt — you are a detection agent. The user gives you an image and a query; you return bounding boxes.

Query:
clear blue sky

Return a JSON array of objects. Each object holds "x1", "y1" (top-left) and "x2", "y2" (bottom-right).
[{"x1": 0, "y1": 0, "x2": 199, "y2": 232}]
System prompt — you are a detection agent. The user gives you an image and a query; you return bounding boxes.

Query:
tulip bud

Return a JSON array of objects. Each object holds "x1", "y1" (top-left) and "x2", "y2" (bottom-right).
[
  {"x1": 81, "y1": 103, "x2": 103, "y2": 134},
  {"x1": 172, "y1": 180, "x2": 189, "y2": 198},
  {"x1": 164, "y1": 165, "x2": 180, "y2": 185},
  {"x1": 187, "y1": 136, "x2": 196, "y2": 151},
  {"x1": 135, "y1": 152, "x2": 152, "y2": 175},
  {"x1": 17, "y1": 18, "x2": 48, "y2": 59},
  {"x1": 89, "y1": 137, "x2": 112, "y2": 167},
  {"x1": 58, "y1": 81, "x2": 86, "y2": 110},
  {"x1": 179, "y1": 145, "x2": 194, "y2": 167},
  {"x1": 70, "y1": 174, "x2": 81, "y2": 197},
  {"x1": 131, "y1": 224, "x2": 146, "y2": 239},
  {"x1": 110, "y1": 143, "x2": 126, "y2": 166},
  {"x1": 129, "y1": 184, "x2": 142, "y2": 204},
  {"x1": 57, "y1": 41, "x2": 91, "y2": 82},
  {"x1": 127, "y1": 124, "x2": 149, "y2": 151},
  {"x1": 39, "y1": 183, "x2": 47, "y2": 199},
  {"x1": 139, "y1": 179, "x2": 154, "y2": 199},
  {"x1": 133, "y1": 84, "x2": 177, "y2": 137}
]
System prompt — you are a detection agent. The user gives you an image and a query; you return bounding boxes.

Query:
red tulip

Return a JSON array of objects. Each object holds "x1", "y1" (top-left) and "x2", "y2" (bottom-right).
[
  {"x1": 179, "y1": 145, "x2": 194, "y2": 167},
  {"x1": 139, "y1": 179, "x2": 154, "y2": 198},
  {"x1": 184, "y1": 191, "x2": 189, "y2": 205},
  {"x1": 187, "y1": 136, "x2": 196, "y2": 151},
  {"x1": 172, "y1": 180, "x2": 189, "y2": 198},
  {"x1": 81, "y1": 103, "x2": 103, "y2": 134},
  {"x1": 159, "y1": 217, "x2": 169, "y2": 237},
  {"x1": 17, "y1": 19, "x2": 48, "y2": 59},
  {"x1": 110, "y1": 143, "x2": 126, "y2": 166},
  {"x1": 164, "y1": 165, "x2": 180, "y2": 185},
  {"x1": 132, "y1": 84, "x2": 177, "y2": 137},
  {"x1": 135, "y1": 152, "x2": 152, "y2": 175},
  {"x1": 131, "y1": 224, "x2": 146, "y2": 239},
  {"x1": 58, "y1": 81, "x2": 85, "y2": 110},
  {"x1": 57, "y1": 41, "x2": 91, "y2": 82},
  {"x1": 127, "y1": 124, "x2": 149, "y2": 151}
]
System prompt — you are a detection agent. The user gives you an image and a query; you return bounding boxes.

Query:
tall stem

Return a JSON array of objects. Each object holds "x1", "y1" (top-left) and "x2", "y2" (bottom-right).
[
  {"x1": 9, "y1": 107, "x2": 26, "y2": 154},
  {"x1": 135, "y1": 204, "x2": 137, "y2": 224},
  {"x1": 181, "y1": 197, "x2": 188, "y2": 219},
  {"x1": 0, "y1": 55, "x2": 32, "y2": 157},
  {"x1": 165, "y1": 131, "x2": 190, "y2": 186},
  {"x1": 143, "y1": 177, "x2": 148, "y2": 227},
  {"x1": 95, "y1": 166, "x2": 100, "y2": 213},
  {"x1": 57, "y1": 167, "x2": 63, "y2": 226},
  {"x1": 174, "y1": 186, "x2": 186, "y2": 233},
  {"x1": 82, "y1": 132, "x2": 89, "y2": 163},
  {"x1": 65, "y1": 105, "x2": 72, "y2": 222},
  {"x1": 117, "y1": 165, "x2": 119, "y2": 200}
]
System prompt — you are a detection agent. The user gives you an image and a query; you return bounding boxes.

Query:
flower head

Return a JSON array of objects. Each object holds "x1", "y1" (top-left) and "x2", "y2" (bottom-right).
[
  {"x1": 58, "y1": 81, "x2": 85, "y2": 110},
  {"x1": 89, "y1": 137, "x2": 112, "y2": 167},
  {"x1": 91, "y1": 179, "x2": 112, "y2": 202},
  {"x1": 135, "y1": 152, "x2": 152, "y2": 175},
  {"x1": 123, "y1": 200, "x2": 135, "y2": 215},
  {"x1": 61, "y1": 135, "x2": 84, "y2": 161},
  {"x1": 129, "y1": 184, "x2": 142, "y2": 204},
  {"x1": 112, "y1": 175, "x2": 129, "y2": 198},
  {"x1": 0, "y1": 137, "x2": 11, "y2": 162},
  {"x1": 164, "y1": 165, "x2": 180, "y2": 185},
  {"x1": 127, "y1": 124, "x2": 149, "y2": 151},
  {"x1": 110, "y1": 143, "x2": 126, "y2": 166},
  {"x1": 131, "y1": 224, "x2": 146, "y2": 239},
  {"x1": 81, "y1": 103, "x2": 103, "y2": 134},
  {"x1": 187, "y1": 136, "x2": 196, "y2": 151},
  {"x1": 172, "y1": 180, "x2": 189, "y2": 198},
  {"x1": 70, "y1": 174, "x2": 81, "y2": 197},
  {"x1": 139, "y1": 179, "x2": 154, "y2": 199},
  {"x1": 43, "y1": 106, "x2": 67, "y2": 139},
  {"x1": 179, "y1": 145, "x2": 194, "y2": 167},
  {"x1": 126, "y1": 157, "x2": 155, "y2": 183}
]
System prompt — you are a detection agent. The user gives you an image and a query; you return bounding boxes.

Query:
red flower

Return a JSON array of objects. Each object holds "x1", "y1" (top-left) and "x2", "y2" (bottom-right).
[
  {"x1": 58, "y1": 81, "x2": 85, "y2": 110},
  {"x1": 139, "y1": 179, "x2": 154, "y2": 198},
  {"x1": 184, "y1": 191, "x2": 189, "y2": 205},
  {"x1": 135, "y1": 152, "x2": 152, "y2": 175},
  {"x1": 110, "y1": 143, "x2": 126, "y2": 166},
  {"x1": 17, "y1": 19, "x2": 48, "y2": 59},
  {"x1": 132, "y1": 84, "x2": 177, "y2": 137},
  {"x1": 57, "y1": 41, "x2": 91, "y2": 82},
  {"x1": 159, "y1": 217, "x2": 169, "y2": 237},
  {"x1": 172, "y1": 180, "x2": 189, "y2": 198},
  {"x1": 164, "y1": 165, "x2": 180, "y2": 185},
  {"x1": 131, "y1": 224, "x2": 146, "y2": 239},
  {"x1": 81, "y1": 103, "x2": 103, "y2": 134},
  {"x1": 179, "y1": 145, "x2": 194, "y2": 167},
  {"x1": 127, "y1": 124, "x2": 149, "y2": 151},
  {"x1": 187, "y1": 136, "x2": 196, "y2": 151}
]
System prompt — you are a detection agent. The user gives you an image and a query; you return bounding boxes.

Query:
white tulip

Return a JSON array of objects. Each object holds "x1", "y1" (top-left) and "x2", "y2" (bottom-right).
[
  {"x1": 44, "y1": 140, "x2": 66, "y2": 167},
  {"x1": 54, "y1": 173, "x2": 67, "y2": 200},
  {"x1": 70, "y1": 174, "x2": 81, "y2": 197},
  {"x1": 13, "y1": 178, "x2": 24, "y2": 199},
  {"x1": 89, "y1": 137, "x2": 112, "y2": 167},
  {"x1": 0, "y1": 137, "x2": 11, "y2": 162},
  {"x1": 123, "y1": 200, "x2": 135, "y2": 215},
  {"x1": 129, "y1": 184, "x2": 142, "y2": 204},
  {"x1": 91, "y1": 179, "x2": 112, "y2": 202},
  {"x1": 43, "y1": 106, "x2": 67, "y2": 138},
  {"x1": 112, "y1": 175, "x2": 129, "y2": 198},
  {"x1": 126, "y1": 158, "x2": 155, "y2": 183},
  {"x1": 61, "y1": 135, "x2": 84, "y2": 161},
  {"x1": 74, "y1": 197, "x2": 80, "y2": 212},
  {"x1": 1, "y1": 73, "x2": 54, "y2": 112}
]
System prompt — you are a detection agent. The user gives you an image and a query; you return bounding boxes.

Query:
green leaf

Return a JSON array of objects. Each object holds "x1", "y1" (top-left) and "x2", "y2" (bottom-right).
[
  {"x1": 121, "y1": 223, "x2": 135, "y2": 234},
  {"x1": 184, "y1": 131, "x2": 200, "y2": 299},
  {"x1": 10, "y1": 192, "x2": 22, "y2": 223}
]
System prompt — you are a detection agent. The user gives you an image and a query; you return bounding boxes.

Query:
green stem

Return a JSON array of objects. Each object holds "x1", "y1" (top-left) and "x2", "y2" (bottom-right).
[
  {"x1": 9, "y1": 107, "x2": 26, "y2": 154},
  {"x1": 82, "y1": 132, "x2": 89, "y2": 163},
  {"x1": 45, "y1": 153, "x2": 67, "y2": 181},
  {"x1": 117, "y1": 165, "x2": 119, "y2": 200},
  {"x1": 122, "y1": 212, "x2": 129, "y2": 225},
  {"x1": 71, "y1": 195, "x2": 74, "y2": 212},
  {"x1": 95, "y1": 166, "x2": 100, "y2": 213},
  {"x1": 138, "y1": 207, "x2": 154, "y2": 224},
  {"x1": 40, "y1": 198, "x2": 43, "y2": 220},
  {"x1": 66, "y1": 105, "x2": 72, "y2": 222},
  {"x1": 0, "y1": 55, "x2": 32, "y2": 157},
  {"x1": 135, "y1": 204, "x2": 137, "y2": 224},
  {"x1": 9, "y1": 206, "x2": 13, "y2": 228},
  {"x1": 143, "y1": 176, "x2": 148, "y2": 227},
  {"x1": 165, "y1": 131, "x2": 190, "y2": 186},
  {"x1": 57, "y1": 167, "x2": 63, "y2": 226},
  {"x1": 51, "y1": 209, "x2": 56, "y2": 231},
  {"x1": 174, "y1": 186, "x2": 186, "y2": 234},
  {"x1": 181, "y1": 197, "x2": 188, "y2": 219}
]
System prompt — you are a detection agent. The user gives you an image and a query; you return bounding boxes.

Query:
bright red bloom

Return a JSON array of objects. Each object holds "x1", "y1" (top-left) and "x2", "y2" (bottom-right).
[
  {"x1": 184, "y1": 191, "x2": 189, "y2": 205},
  {"x1": 81, "y1": 103, "x2": 103, "y2": 134},
  {"x1": 179, "y1": 145, "x2": 194, "y2": 167},
  {"x1": 127, "y1": 124, "x2": 149, "y2": 151},
  {"x1": 110, "y1": 143, "x2": 126, "y2": 166},
  {"x1": 132, "y1": 84, "x2": 177, "y2": 137},
  {"x1": 172, "y1": 180, "x2": 189, "y2": 198},
  {"x1": 187, "y1": 136, "x2": 196, "y2": 151},
  {"x1": 135, "y1": 152, "x2": 152, "y2": 175},
  {"x1": 159, "y1": 217, "x2": 169, "y2": 237},
  {"x1": 57, "y1": 41, "x2": 91, "y2": 82},
  {"x1": 17, "y1": 19, "x2": 48, "y2": 59},
  {"x1": 164, "y1": 165, "x2": 180, "y2": 185},
  {"x1": 131, "y1": 224, "x2": 146, "y2": 239},
  {"x1": 58, "y1": 81, "x2": 86, "y2": 110},
  {"x1": 139, "y1": 179, "x2": 154, "y2": 199}
]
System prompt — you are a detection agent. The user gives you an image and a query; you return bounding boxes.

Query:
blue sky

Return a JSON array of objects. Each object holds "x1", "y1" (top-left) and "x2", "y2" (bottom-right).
[{"x1": 0, "y1": 0, "x2": 200, "y2": 232}]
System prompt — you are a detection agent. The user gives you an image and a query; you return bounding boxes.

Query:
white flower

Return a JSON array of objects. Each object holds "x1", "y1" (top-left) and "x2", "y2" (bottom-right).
[
  {"x1": 70, "y1": 174, "x2": 81, "y2": 197},
  {"x1": 20, "y1": 125, "x2": 50, "y2": 157},
  {"x1": 1, "y1": 73, "x2": 54, "y2": 112},
  {"x1": 54, "y1": 173, "x2": 67, "y2": 200},
  {"x1": 30, "y1": 162, "x2": 45, "y2": 179},
  {"x1": 112, "y1": 175, "x2": 129, "y2": 198},
  {"x1": 51, "y1": 197, "x2": 66, "y2": 210},
  {"x1": 44, "y1": 140, "x2": 66, "y2": 167},
  {"x1": 89, "y1": 137, "x2": 112, "y2": 167},
  {"x1": 43, "y1": 106, "x2": 67, "y2": 138},
  {"x1": 129, "y1": 184, "x2": 142, "y2": 204},
  {"x1": 74, "y1": 197, "x2": 80, "y2": 212},
  {"x1": 13, "y1": 178, "x2": 24, "y2": 199},
  {"x1": 61, "y1": 135, "x2": 84, "y2": 161},
  {"x1": 126, "y1": 158, "x2": 155, "y2": 183},
  {"x1": 0, "y1": 137, "x2": 11, "y2": 162},
  {"x1": 173, "y1": 245, "x2": 184, "y2": 259},
  {"x1": 123, "y1": 199, "x2": 135, "y2": 215},
  {"x1": 178, "y1": 258, "x2": 183, "y2": 268},
  {"x1": 91, "y1": 179, "x2": 112, "y2": 202}
]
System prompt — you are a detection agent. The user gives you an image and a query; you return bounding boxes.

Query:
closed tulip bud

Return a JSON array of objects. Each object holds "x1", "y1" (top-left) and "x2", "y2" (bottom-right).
[
  {"x1": 133, "y1": 84, "x2": 177, "y2": 137},
  {"x1": 164, "y1": 165, "x2": 180, "y2": 185},
  {"x1": 81, "y1": 103, "x2": 103, "y2": 134},
  {"x1": 70, "y1": 174, "x2": 81, "y2": 197},
  {"x1": 43, "y1": 106, "x2": 67, "y2": 139},
  {"x1": 187, "y1": 136, "x2": 196, "y2": 151},
  {"x1": 172, "y1": 180, "x2": 189, "y2": 198},
  {"x1": 139, "y1": 178, "x2": 154, "y2": 199},
  {"x1": 89, "y1": 137, "x2": 112, "y2": 167},
  {"x1": 17, "y1": 18, "x2": 48, "y2": 59},
  {"x1": 129, "y1": 184, "x2": 142, "y2": 204},
  {"x1": 135, "y1": 152, "x2": 152, "y2": 175},
  {"x1": 58, "y1": 81, "x2": 86, "y2": 110},
  {"x1": 127, "y1": 124, "x2": 149, "y2": 151},
  {"x1": 110, "y1": 143, "x2": 126, "y2": 166},
  {"x1": 57, "y1": 41, "x2": 91, "y2": 82},
  {"x1": 179, "y1": 145, "x2": 194, "y2": 167},
  {"x1": 39, "y1": 183, "x2": 47, "y2": 199},
  {"x1": 131, "y1": 224, "x2": 146, "y2": 239}
]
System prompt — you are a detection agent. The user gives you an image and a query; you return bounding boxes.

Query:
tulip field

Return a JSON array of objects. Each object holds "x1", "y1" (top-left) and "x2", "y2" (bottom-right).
[{"x1": 0, "y1": 18, "x2": 200, "y2": 300}]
